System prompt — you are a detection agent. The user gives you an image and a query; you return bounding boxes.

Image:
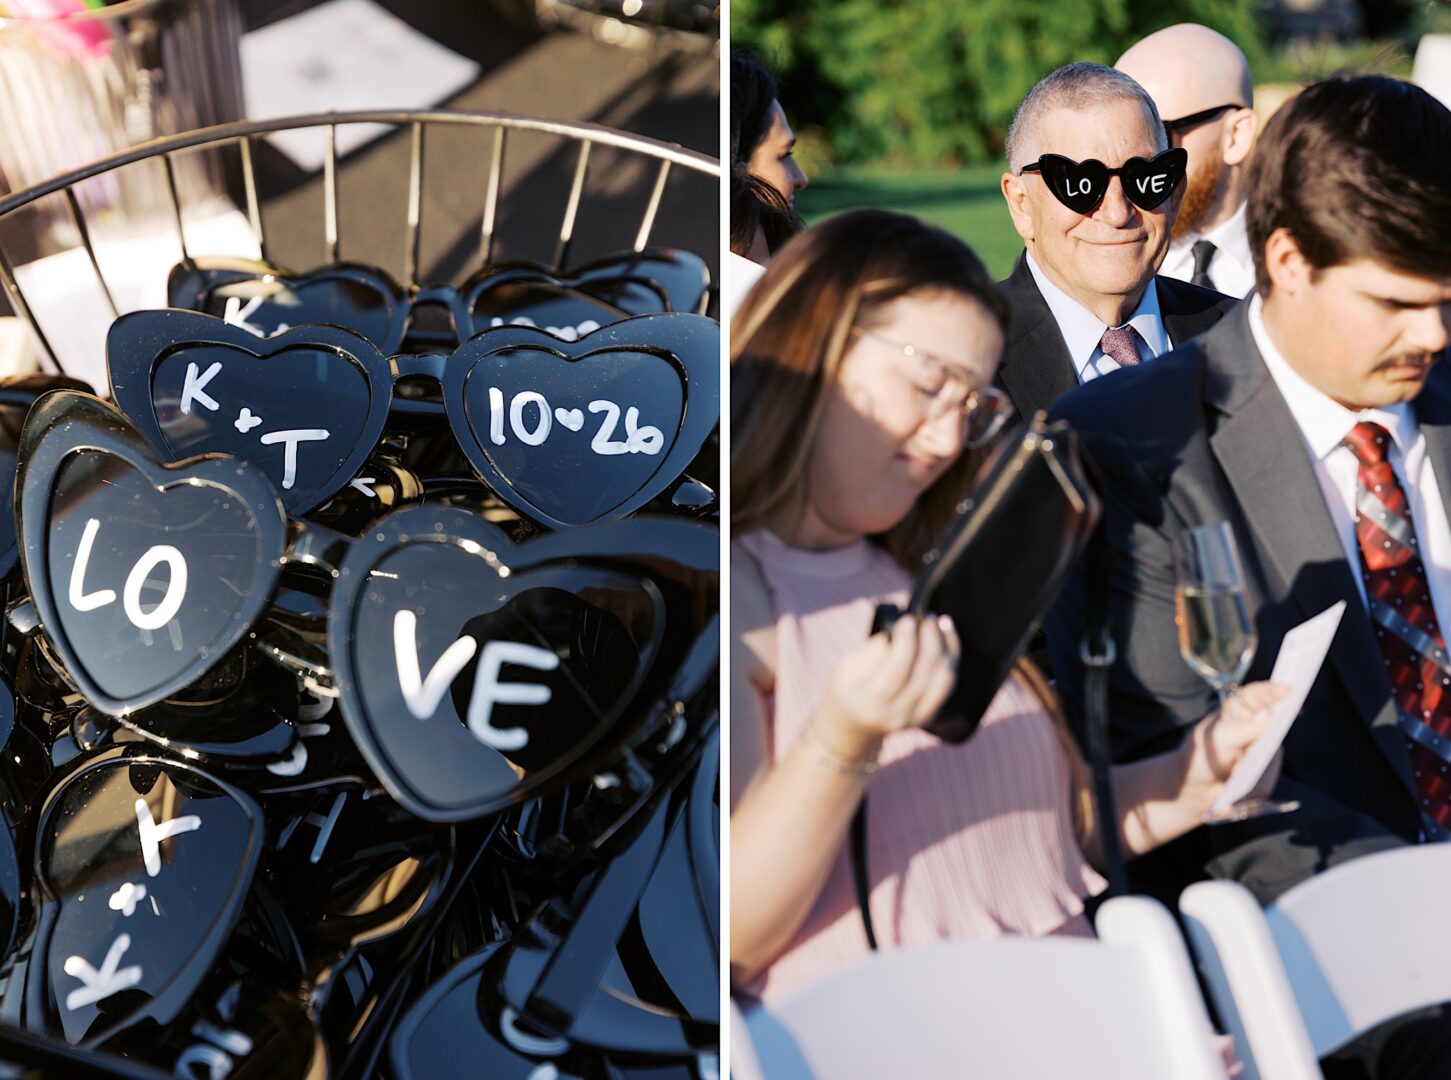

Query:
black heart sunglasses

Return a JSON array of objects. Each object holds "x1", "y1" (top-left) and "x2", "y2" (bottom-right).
[
  {"x1": 107, "y1": 309, "x2": 720, "y2": 527},
  {"x1": 15, "y1": 392, "x2": 718, "y2": 826},
  {"x1": 1019, "y1": 147, "x2": 1187, "y2": 215},
  {"x1": 166, "y1": 248, "x2": 712, "y2": 356}
]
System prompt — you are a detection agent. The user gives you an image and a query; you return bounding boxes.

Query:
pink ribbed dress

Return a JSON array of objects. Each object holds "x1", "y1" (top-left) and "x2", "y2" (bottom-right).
[{"x1": 737, "y1": 530, "x2": 1106, "y2": 1004}]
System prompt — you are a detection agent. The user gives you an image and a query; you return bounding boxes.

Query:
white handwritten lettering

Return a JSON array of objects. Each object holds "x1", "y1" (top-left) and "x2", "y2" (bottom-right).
[
  {"x1": 135, "y1": 798, "x2": 202, "y2": 878},
  {"x1": 258, "y1": 428, "x2": 330, "y2": 490},
  {"x1": 394, "y1": 610, "x2": 478, "y2": 720},
  {"x1": 108, "y1": 882, "x2": 147, "y2": 918},
  {"x1": 63, "y1": 934, "x2": 143, "y2": 1011},
  {"x1": 69, "y1": 518, "x2": 117, "y2": 613},
  {"x1": 181, "y1": 361, "x2": 222, "y2": 415},
  {"x1": 510, "y1": 391, "x2": 552, "y2": 446},
  {"x1": 122, "y1": 546, "x2": 187, "y2": 631},
  {"x1": 467, "y1": 641, "x2": 558, "y2": 751}
]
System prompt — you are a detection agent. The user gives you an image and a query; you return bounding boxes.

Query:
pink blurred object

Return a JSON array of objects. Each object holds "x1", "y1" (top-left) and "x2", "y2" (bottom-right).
[{"x1": 5, "y1": 0, "x2": 113, "y2": 62}]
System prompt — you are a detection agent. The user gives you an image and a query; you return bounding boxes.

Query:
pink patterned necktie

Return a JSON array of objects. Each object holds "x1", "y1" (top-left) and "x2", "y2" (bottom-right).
[
  {"x1": 1099, "y1": 325, "x2": 1145, "y2": 368},
  {"x1": 1345, "y1": 420, "x2": 1451, "y2": 838}
]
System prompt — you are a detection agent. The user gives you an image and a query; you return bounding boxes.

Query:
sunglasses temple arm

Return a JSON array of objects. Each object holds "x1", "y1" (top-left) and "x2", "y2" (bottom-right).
[
  {"x1": 521, "y1": 791, "x2": 677, "y2": 1032},
  {"x1": 283, "y1": 520, "x2": 352, "y2": 580}
]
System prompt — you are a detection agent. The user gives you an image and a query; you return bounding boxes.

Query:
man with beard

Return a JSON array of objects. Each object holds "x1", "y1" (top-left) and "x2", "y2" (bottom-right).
[
  {"x1": 1046, "y1": 75, "x2": 1451, "y2": 1076},
  {"x1": 994, "y1": 63, "x2": 1237, "y2": 419},
  {"x1": 1118, "y1": 24, "x2": 1258, "y2": 297}
]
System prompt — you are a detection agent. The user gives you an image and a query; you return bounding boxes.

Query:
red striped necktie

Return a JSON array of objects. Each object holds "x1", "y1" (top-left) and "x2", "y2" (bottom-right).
[{"x1": 1345, "y1": 420, "x2": 1451, "y2": 838}]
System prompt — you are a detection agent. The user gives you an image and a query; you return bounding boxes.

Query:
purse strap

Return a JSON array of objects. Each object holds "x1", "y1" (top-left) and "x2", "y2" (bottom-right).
[
  {"x1": 1079, "y1": 465, "x2": 1128, "y2": 897},
  {"x1": 850, "y1": 799, "x2": 878, "y2": 950}
]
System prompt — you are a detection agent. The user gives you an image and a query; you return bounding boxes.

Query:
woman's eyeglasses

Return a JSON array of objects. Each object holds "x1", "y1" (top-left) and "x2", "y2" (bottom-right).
[{"x1": 851, "y1": 327, "x2": 1015, "y2": 447}]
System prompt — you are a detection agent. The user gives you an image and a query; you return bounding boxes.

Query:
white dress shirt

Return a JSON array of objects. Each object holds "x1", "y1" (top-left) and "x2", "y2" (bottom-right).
[
  {"x1": 724, "y1": 251, "x2": 766, "y2": 323},
  {"x1": 1025, "y1": 252, "x2": 1171, "y2": 384},
  {"x1": 1160, "y1": 202, "x2": 1255, "y2": 299},
  {"x1": 1250, "y1": 293, "x2": 1451, "y2": 619}
]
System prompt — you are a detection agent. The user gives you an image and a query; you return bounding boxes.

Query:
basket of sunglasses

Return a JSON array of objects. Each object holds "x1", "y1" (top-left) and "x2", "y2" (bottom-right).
[{"x1": 0, "y1": 109, "x2": 719, "y2": 1076}]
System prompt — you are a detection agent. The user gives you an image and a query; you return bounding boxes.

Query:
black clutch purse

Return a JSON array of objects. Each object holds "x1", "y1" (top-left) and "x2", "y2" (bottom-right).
[{"x1": 873, "y1": 412, "x2": 1102, "y2": 743}]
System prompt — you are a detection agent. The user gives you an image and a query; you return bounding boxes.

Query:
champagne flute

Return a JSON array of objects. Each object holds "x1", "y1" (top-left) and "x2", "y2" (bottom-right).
[
  {"x1": 1173, "y1": 523, "x2": 1298, "y2": 823},
  {"x1": 1173, "y1": 523, "x2": 1256, "y2": 705}
]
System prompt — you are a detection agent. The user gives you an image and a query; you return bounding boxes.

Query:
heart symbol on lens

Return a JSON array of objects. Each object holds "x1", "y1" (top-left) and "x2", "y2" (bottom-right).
[
  {"x1": 554, "y1": 408, "x2": 585, "y2": 432},
  {"x1": 328, "y1": 505, "x2": 717, "y2": 823},
  {"x1": 444, "y1": 314, "x2": 719, "y2": 529},
  {"x1": 107, "y1": 311, "x2": 393, "y2": 516},
  {"x1": 16, "y1": 391, "x2": 289, "y2": 716},
  {"x1": 25, "y1": 748, "x2": 263, "y2": 1047}
]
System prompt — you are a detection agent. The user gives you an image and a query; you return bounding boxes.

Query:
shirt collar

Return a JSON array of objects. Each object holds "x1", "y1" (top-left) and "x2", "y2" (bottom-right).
[
  {"x1": 1249, "y1": 291, "x2": 1417, "y2": 460},
  {"x1": 1025, "y1": 252, "x2": 1170, "y2": 378},
  {"x1": 1168, "y1": 202, "x2": 1251, "y2": 268}
]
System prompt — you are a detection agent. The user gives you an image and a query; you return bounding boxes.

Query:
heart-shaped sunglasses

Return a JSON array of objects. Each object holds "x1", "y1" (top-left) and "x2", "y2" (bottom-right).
[
  {"x1": 1019, "y1": 147, "x2": 1187, "y2": 215},
  {"x1": 107, "y1": 309, "x2": 719, "y2": 527},
  {"x1": 166, "y1": 248, "x2": 712, "y2": 356}
]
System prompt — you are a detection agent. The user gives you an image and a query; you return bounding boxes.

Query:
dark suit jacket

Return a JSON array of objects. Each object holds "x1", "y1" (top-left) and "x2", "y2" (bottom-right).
[
  {"x1": 996, "y1": 252, "x2": 1239, "y2": 420},
  {"x1": 1045, "y1": 302, "x2": 1445, "y2": 904}
]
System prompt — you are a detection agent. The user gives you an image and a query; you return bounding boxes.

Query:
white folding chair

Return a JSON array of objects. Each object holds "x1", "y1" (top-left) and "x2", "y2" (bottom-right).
[
  {"x1": 736, "y1": 895, "x2": 1226, "y2": 1079},
  {"x1": 1180, "y1": 845, "x2": 1451, "y2": 1080}
]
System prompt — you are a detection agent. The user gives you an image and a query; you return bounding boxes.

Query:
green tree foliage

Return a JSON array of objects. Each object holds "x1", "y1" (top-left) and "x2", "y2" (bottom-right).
[{"x1": 733, "y1": 0, "x2": 1266, "y2": 168}]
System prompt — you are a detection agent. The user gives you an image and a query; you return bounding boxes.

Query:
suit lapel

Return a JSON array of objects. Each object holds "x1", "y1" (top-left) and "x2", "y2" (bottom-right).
[
  {"x1": 1203, "y1": 307, "x2": 1413, "y2": 796},
  {"x1": 998, "y1": 254, "x2": 1079, "y2": 419},
  {"x1": 1159, "y1": 277, "x2": 1235, "y2": 348}
]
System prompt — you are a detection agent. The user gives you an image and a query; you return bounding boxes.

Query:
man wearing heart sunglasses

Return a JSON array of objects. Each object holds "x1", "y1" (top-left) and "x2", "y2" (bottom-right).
[
  {"x1": 1117, "y1": 24, "x2": 1258, "y2": 298},
  {"x1": 996, "y1": 62, "x2": 1238, "y2": 420},
  {"x1": 1047, "y1": 74, "x2": 1451, "y2": 1078}
]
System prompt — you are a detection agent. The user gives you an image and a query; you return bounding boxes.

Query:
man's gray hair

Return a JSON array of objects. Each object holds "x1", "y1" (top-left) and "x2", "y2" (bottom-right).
[{"x1": 1004, "y1": 62, "x2": 1166, "y2": 172}]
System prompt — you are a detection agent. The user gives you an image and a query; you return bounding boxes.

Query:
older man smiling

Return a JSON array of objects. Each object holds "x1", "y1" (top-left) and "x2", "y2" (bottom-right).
[{"x1": 995, "y1": 62, "x2": 1238, "y2": 419}]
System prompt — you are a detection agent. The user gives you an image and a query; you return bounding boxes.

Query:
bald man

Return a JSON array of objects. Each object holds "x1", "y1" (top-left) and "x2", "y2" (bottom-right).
[{"x1": 1117, "y1": 24, "x2": 1258, "y2": 296}]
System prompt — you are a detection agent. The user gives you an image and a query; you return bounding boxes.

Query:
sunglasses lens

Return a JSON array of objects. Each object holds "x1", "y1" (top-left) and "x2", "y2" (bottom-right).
[
  {"x1": 1121, "y1": 149, "x2": 1187, "y2": 211},
  {"x1": 203, "y1": 275, "x2": 396, "y2": 347},
  {"x1": 341, "y1": 538, "x2": 666, "y2": 820},
  {"x1": 1039, "y1": 155, "x2": 1107, "y2": 215},
  {"x1": 467, "y1": 280, "x2": 627, "y2": 341}
]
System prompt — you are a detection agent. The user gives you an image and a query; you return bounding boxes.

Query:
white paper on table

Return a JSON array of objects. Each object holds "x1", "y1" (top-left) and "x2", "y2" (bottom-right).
[
  {"x1": 12, "y1": 205, "x2": 259, "y2": 391},
  {"x1": 241, "y1": 0, "x2": 481, "y2": 172},
  {"x1": 1207, "y1": 599, "x2": 1346, "y2": 817}
]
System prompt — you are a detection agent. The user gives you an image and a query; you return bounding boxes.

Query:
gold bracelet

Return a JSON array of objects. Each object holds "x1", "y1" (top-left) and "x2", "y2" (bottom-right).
[{"x1": 800, "y1": 724, "x2": 879, "y2": 777}]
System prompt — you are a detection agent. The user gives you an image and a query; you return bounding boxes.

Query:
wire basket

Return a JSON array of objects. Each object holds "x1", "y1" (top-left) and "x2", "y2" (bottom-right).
[
  {"x1": 0, "y1": 108, "x2": 720, "y2": 380},
  {"x1": 0, "y1": 110, "x2": 720, "y2": 1077}
]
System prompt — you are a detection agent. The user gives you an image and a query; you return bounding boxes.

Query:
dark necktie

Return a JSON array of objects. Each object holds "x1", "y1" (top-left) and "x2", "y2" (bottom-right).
[
  {"x1": 1191, "y1": 239, "x2": 1217, "y2": 290},
  {"x1": 1345, "y1": 420, "x2": 1451, "y2": 838},
  {"x1": 1098, "y1": 325, "x2": 1145, "y2": 370}
]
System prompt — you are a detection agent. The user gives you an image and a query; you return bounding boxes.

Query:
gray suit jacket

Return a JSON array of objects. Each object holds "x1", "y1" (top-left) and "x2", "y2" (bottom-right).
[{"x1": 1045, "y1": 302, "x2": 1450, "y2": 902}]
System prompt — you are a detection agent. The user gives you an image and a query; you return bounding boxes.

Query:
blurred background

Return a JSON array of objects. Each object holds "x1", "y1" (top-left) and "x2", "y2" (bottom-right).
[
  {"x1": 733, "y1": 0, "x2": 1451, "y2": 278},
  {"x1": 0, "y1": 0, "x2": 719, "y2": 373}
]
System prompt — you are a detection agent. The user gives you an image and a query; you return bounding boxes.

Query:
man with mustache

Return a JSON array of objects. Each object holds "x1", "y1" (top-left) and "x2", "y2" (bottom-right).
[
  {"x1": 1045, "y1": 78, "x2": 1451, "y2": 1074},
  {"x1": 1117, "y1": 24, "x2": 1258, "y2": 297},
  {"x1": 995, "y1": 63, "x2": 1237, "y2": 420}
]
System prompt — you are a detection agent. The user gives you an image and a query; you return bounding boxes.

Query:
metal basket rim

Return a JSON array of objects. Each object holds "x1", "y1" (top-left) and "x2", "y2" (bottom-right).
[{"x1": 0, "y1": 108, "x2": 720, "y2": 221}]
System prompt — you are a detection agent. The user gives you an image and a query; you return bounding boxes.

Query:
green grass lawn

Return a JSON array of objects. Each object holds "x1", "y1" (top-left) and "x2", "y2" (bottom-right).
[{"x1": 797, "y1": 164, "x2": 1024, "y2": 281}]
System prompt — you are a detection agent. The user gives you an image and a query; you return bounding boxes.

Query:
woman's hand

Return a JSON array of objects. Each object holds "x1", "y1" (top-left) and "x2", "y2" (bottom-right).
[
  {"x1": 1185, "y1": 681, "x2": 1289, "y2": 810},
  {"x1": 813, "y1": 614, "x2": 961, "y2": 764}
]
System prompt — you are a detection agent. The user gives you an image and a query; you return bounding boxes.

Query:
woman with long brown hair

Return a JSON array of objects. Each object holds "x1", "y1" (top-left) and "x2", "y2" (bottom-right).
[{"x1": 730, "y1": 208, "x2": 1284, "y2": 1000}]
